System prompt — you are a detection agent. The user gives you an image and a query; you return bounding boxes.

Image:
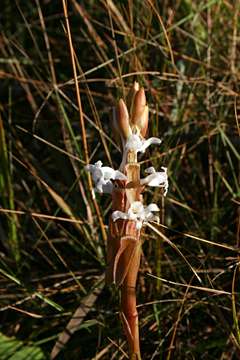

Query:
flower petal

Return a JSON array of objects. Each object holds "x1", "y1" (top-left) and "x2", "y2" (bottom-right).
[
  {"x1": 101, "y1": 167, "x2": 126, "y2": 181},
  {"x1": 85, "y1": 161, "x2": 102, "y2": 174},
  {"x1": 146, "y1": 203, "x2": 160, "y2": 212},
  {"x1": 140, "y1": 137, "x2": 161, "y2": 152},
  {"x1": 112, "y1": 210, "x2": 128, "y2": 222},
  {"x1": 144, "y1": 167, "x2": 156, "y2": 174},
  {"x1": 94, "y1": 178, "x2": 105, "y2": 193},
  {"x1": 114, "y1": 170, "x2": 127, "y2": 180},
  {"x1": 85, "y1": 161, "x2": 126, "y2": 195},
  {"x1": 111, "y1": 201, "x2": 160, "y2": 228},
  {"x1": 125, "y1": 134, "x2": 162, "y2": 154},
  {"x1": 95, "y1": 160, "x2": 103, "y2": 167},
  {"x1": 125, "y1": 134, "x2": 143, "y2": 152},
  {"x1": 141, "y1": 167, "x2": 168, "y2": 195},
  {"x1": 141, "y1": 173, "x2": 167, "y2": 187},
  {"x1": 101, "y1": 166, "x2": 116, "y2": 179}
]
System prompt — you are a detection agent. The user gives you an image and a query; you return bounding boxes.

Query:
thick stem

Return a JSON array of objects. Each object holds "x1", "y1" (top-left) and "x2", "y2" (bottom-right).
[
  {"x1": 120, "y1": 252, "x2": 141, "y2": 358},
  {"x1": 119, "y1": 159, "x2": 142, "y2": 359}
]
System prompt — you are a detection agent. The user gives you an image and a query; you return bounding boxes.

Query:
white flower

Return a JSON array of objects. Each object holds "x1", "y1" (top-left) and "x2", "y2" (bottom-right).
[
  {"x1": 125, "y1": 134, "x2": 161, "y2": 153},
  {"x1": 141, "y1": 166, "x2": 168, "y2": 196},
  {"x1": 85, "y1": 161, "x2": 127, "y2": 193},
  {"x1": 112, "y1": 201, "x2": 160, "y2": 229}
]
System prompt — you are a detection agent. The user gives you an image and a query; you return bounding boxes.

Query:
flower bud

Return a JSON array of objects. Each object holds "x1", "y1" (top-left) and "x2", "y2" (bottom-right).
[
  {"x1": 131, "y1": 88, "x2": 146, "y2": 126},
  {"x1": 139, "y1": 105, "x2": 149, "y2": 137},
  {"x1": 117, "y1": 99, "x2": 132, "y2": 142},
  {"x1": 126, "y1": 81, "x2": 140, "y2": 114}
]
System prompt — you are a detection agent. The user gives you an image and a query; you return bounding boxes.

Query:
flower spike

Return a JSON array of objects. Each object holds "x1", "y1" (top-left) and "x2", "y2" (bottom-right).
[{"x1": 106, "y1": 83, "x2": 169, "y2": 359}]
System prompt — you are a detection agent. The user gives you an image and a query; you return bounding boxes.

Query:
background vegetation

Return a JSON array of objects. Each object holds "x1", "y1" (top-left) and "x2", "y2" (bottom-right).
[{"x1": 0, "y1": 0, "x2": 239, "y2": 359}]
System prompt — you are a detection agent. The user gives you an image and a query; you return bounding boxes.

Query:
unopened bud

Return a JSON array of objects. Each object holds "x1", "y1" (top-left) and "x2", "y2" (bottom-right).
[
  {"x1": 126, "y1": 81, "x2": 140, "y2": 115},
  {"x1": 131, "y1": 88, "x2": 146, "y2": 126},
  {"x1": 139, "y1": 105, "x2": 149, "y2": 137},
  {"x1": 117, "y1": 99, "x2": 132, "y2": 141}
]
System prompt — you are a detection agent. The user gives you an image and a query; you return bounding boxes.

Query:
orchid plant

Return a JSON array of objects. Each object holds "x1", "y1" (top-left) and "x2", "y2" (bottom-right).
[{"x1": 85, "y1": 82, "x2": 168, "y2": 359}]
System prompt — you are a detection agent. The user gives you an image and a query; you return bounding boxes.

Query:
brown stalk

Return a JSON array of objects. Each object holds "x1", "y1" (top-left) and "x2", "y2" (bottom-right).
[{"x1": 106, "y1": 83, "x2": 149, "y2": 359}]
